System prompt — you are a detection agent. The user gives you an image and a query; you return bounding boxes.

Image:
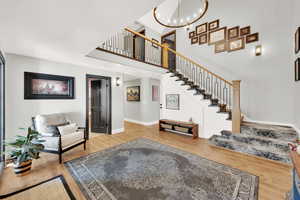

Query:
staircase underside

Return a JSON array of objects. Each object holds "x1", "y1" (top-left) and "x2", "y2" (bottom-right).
[
  {"x1": 209, "y1": 122, "x2": 298, "y2": 165},
  {"x1": 168, "y1": 70, "x2": 232, "y2": 119}
]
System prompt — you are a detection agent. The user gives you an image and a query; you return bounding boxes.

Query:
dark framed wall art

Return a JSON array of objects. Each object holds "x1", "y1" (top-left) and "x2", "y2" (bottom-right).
[
  {"x1": 296, "y1": 58, "x2": 300, "y2": 81},
  {"x1": 126, "y1": 86, "x2": 140, "y2": 101},
  {"x1": 296, "y1": 27, "x2": 300, "y2": 54},
  {"x1": 24, "y1": 72, "x2": 75, "y2": 99}
]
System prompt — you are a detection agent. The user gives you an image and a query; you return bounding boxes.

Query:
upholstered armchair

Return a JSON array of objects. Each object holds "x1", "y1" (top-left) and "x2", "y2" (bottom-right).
[{"x1": 32, "y1": 113, "x2": 87, "y2": 163}]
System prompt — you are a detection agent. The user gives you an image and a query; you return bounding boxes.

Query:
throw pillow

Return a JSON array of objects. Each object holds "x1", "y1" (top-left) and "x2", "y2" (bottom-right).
[{"x1": 58, "y1": 123, "x2": 78, "y2": 135}]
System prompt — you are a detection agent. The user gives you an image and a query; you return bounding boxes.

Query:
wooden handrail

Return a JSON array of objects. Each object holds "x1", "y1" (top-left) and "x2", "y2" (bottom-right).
[{"x1": 125, "y1": 27, "x2": 233, "y2": 86}]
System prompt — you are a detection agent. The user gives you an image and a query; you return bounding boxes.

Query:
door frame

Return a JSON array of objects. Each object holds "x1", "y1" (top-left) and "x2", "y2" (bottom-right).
[
  {"x1": 161, "y1": 30, "x2": 176, "y2": 50},
  {"x1": 86, "y1": 74, "x2": 112, "y2": 138},
  {"x1": 161, "y1": 30, "x2": 176, "y2": 69}
]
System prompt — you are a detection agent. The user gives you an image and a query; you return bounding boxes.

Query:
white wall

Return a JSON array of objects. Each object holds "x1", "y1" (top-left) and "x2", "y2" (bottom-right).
[
  {"x1": 292, "y1": 0, "x2": 300, "y2": 131},
  {"x1": 124, "y1": 78, "x2": 160, "y2": 125},
  {"x1": 5, "y1": 53, "x2": 124, "y2": 138},
  {"x1": 173, "y1": 0, "x2": 294, "y2": 125},
  {"x1": 161, "y1": 74, "x2": 231, "y2": 138},
  {"x1": 124, "y1": 79, "x2": 142, "y2": 122}
]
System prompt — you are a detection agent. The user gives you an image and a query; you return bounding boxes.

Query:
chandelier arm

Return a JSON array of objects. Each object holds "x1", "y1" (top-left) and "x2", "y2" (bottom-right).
[{"x1": 153, "y1": 0, "x2": 209, "y2": 29}]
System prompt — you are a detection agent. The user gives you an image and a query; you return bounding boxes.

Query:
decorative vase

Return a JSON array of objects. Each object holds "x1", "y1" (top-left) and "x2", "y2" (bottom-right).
[{"x1": 13, "y1": 160, "x2": 32, "y2": 176}]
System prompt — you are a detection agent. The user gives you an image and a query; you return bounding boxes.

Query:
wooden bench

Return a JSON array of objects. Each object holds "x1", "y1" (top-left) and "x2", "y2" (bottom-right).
[{"x1": 159, "y1": 119, "x2": 198, "y2": 139}]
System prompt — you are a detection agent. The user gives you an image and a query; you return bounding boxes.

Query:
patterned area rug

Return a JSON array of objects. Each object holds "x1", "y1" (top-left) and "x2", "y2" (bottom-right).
[{"x1": 65, "y1": 138, "x2": 258, "y2": 200}]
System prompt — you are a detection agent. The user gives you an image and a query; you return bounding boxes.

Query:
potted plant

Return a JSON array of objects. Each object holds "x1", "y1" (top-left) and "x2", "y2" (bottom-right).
[{"x1": 5, "y1": 128, "x2": 45, "y2": 176}]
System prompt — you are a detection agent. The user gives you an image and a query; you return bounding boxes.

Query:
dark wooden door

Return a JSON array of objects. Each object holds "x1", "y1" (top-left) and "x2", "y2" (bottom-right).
[
  {"x1": 161, "y1": 31, "x2": 176, "y2": 70},
  {"x1": 90, "y1": 79, "x2": 109, "y2": 133}
]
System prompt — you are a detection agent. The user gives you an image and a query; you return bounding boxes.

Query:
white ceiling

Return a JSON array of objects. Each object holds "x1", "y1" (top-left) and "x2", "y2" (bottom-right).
[
  {"x1": 0, "y1": 0, "x2": 164, "y2": 73},
  {"x1": 138, "y1": 0, "x2": 176, "y2": 34}
]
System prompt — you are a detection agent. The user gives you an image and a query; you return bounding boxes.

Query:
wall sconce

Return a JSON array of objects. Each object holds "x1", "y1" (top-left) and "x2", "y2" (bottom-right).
[
  {"x1": 255, "y1": 45, "x2": 262, "y2": 56},
  {"x1": 116, "y1": 77, "x2": 121, "y2": 87}
]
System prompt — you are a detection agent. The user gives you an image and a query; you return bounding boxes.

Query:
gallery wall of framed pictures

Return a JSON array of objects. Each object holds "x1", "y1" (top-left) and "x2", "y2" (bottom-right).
[{"x1": 189, "y1": 19, "x2": 259, "y2": 54}]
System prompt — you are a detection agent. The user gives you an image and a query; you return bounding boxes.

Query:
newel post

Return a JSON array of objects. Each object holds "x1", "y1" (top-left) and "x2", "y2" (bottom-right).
[
  {"x1": 162, "y1": 43, "x2": 169, "y2": 69},
  {"x1": 232, "y1": 80, "x2": 241, "y2": 133}
]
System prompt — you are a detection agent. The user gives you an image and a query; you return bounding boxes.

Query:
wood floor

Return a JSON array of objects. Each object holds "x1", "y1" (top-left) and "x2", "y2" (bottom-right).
[{"x1": 0, "y1": 122, "x2": 292, "y2": 200}]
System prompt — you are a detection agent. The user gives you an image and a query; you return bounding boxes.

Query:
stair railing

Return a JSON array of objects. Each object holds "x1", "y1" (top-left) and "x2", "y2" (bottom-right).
[{"x1": 97, "y1": 28, "x2": 241, "y2": 133}]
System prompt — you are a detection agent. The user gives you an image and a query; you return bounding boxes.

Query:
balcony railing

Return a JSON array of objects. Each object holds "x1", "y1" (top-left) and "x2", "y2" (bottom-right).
[
  {"x1": 96, "y1": 28, "x2": 242, "y2": 133},
  {"x1": 96, "y1": 29, "x2": 163, "y2": 68}
]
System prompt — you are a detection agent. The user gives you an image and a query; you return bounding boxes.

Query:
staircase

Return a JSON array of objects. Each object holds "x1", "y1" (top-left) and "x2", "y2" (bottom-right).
[
  {"x1": 95, "y1": 27, "x2": 299, "y2": 164},
  {"x1": 95, "y1": 27, "x2": 241, "y2": 135}
]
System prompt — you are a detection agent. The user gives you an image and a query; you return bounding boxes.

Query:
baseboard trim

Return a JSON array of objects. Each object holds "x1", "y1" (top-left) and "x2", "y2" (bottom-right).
[
  {"x1": 112, "y1": 128, "x2": 124, "y2": 134},
  {"x1": 124, "y1": 118, "x2": 159, "y2": 126}
]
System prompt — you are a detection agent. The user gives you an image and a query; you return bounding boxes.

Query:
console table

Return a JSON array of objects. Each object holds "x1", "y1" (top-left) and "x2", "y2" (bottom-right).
[
  {"x1": 159, "y1": 119, "x2": 198, "y2": 139},
  {"x1": 290, "y1": 151, "x2": 300, "y2": 200}
]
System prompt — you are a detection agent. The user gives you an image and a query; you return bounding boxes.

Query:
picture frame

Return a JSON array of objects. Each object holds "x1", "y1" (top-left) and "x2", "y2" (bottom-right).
[
  {"x1": 208, "y1": 20, "x2": 220, "y2": 31},
  {"x1": 295, "y1": 27, "x2": 300, "y2": 54},
  {"x1": 166, "y1": 94, "x2": 180, "y2": 110},
  {"x1": 240, "y1": 26, "x2": 251, "y2": 36},
  {"x1": 24, "y1": 72, "x2": 75, "y2": 100},
  {"x1": 196, "y1": 23, "x2": 207, "y2": 35},
  {"x1": 152, "y1": 85, "x2": 159, "y2": 101},
  {"x1": 246, "y1": 33, "x2": 259, "y2": 44},
  {"x1": 228, "y1": 38, "x2": 245, "y2": 52},
  {"x1": 191, "y1": 36, "x2": 199, "y2": 45},
  {"x1": 152, "y1": 38, "x2": 159, "y2": 49},
  {"x1": 199, "y1": 34, "x2": 208, "y2": 45},
  {"x1": 295, "y1": 58, "x2": 300, "y2": 81},
  {"x1": 189, "y1": 31, "x2": 196, "y2": 38},
  {"x1": 127, "y1": 86, "x2": 140, "y2": 101},
  {"x1": 228, "y1": 26, "x2": 240, "y2": 40},
  {"x1": 215, "y1": 41, "x2": 227, "y2": 53},
  {"x1": 208, "y1": 27, "x2": 227, "y2": 45}
]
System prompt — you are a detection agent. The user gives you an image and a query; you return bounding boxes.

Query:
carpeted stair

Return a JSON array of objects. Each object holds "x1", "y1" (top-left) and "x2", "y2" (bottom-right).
[{"x1": 209, "y1": 122, "x2": 298, "y2": 164}]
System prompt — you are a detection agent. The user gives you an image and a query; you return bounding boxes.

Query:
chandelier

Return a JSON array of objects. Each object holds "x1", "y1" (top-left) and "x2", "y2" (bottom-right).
[{"x1": 153, "y1": 0, "x2": 209, "y2": 28}]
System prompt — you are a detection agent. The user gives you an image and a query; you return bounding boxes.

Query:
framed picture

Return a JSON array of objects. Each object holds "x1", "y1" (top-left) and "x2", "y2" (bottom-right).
[
  {"x1": 208, "y1": 20, "x2": 220, "y2": 31},
  {"x1": 24, "y1": 72, "x2": 75, "y2": 100},
  {"x1": 228, "y1": 38, "x2": 245, "y2": 52},
  {"x1": 295, "y1": 27, "x2": 300, "y2": 54},
  {"x1": 152, "y1": 85, "x2": 159, "y2": 101},
  {"x1": 199, "y1": 34, "x2": 208, "y2": 45},
  {"x1": 215, "y1": 41, "x2": 227, "y2": 53},
  {"x1": 246, "y1": 33, "x2": 259, "y2": 43},
  {"x1": 240, "y1": 26, "x2": 251, "y2": 36},
  {"x1": 166, "y1": 94, "x2": 180, "y2": 110},
  {"x1": 152, "y1": 38, "x2": 159, "y2": 49},
  {"x1": 127, "y1": 86, "x2": 140, "y2": 101},
  {"x1": 228, "y1": 26, "x2": 240, "y2": 40},
  {"x1": 191, "y1": 36, "x2": 199, "y2": 45},
  {"x1": 295, "y1": 58, "x2": 300, "y2": 81},
  {"x1": 208, "y1": 27, "x2": 227, "y2": 45},
  {"x1": 196, "y1": 23, "x2": 207, "y2": 35},
  {"x1": 189, "y1": 31, "x2": 196, "y2": 38}
]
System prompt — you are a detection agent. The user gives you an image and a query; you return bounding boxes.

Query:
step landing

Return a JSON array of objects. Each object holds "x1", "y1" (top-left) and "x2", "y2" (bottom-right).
[{"x1": 209, "y1": 122, "x2": 298, "y2": 165}]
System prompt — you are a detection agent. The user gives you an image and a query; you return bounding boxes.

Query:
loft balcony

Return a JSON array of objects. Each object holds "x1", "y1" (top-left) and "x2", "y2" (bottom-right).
[{"x1": 87, "y1": 28, "x2": 167, "y2": 74}]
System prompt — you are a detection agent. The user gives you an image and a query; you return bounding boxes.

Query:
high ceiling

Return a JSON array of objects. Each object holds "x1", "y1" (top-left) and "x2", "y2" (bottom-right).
[{"x1": 0, "y1": 0, "x2": 163, "y2": 71}]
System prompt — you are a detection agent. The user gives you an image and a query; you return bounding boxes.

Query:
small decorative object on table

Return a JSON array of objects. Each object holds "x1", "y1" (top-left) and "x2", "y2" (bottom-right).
[{"x1": 5, "y1": 128, "x2": 45, "y2": 176}]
